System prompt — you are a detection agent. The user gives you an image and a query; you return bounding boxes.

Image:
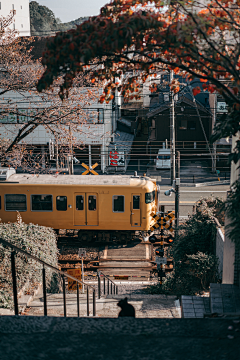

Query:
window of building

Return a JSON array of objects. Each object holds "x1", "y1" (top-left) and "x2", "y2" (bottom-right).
[
  {"x1": 21, "y1": 5, "x2": 22, "y2": 9},
  {"x1": 0, "y1": 3, "x2": 1, "y2": 10},
  {"x1": 5, "y1": 194, "x2": 27, "y2": 211},
  {"x1": 31, "y1": 195, "x2": 53, "y2": 211},
  {"x1": 179, "y1": 119, "x2": 187, "y2": 130},
  {"x1": 113, "y1": 196, "x2": 124, "y2": 212},
  {"x1": 88, "y1": 195, "x2": 96, "y2": 211},
  {"x1": 12, "y1": 4, "x2": 14, "y2": 10},
  {"x1": 21, "y1": 24, "x2": 23, "y2": 28},
  {"x1": 179, "y1": 120, "x2": 196, "y2": 130},
  {"x1": 133, "y1": 195, "x2": 140, "y2": 209},
  {"x1": 76, "y1": 195, "x2": 84, "y2": 210},
  {"x1": 188, "y1": 121, "x2": 196, "y2": 130},
  {"x1": 145, "y1": 191, "x2": 155, "y2": 204},
  {"x1": 56, "y1": 196, "x2": 67, "y2": 211},
  {"x1": 98, "y1": 108, "x2": 104, "y2": 123},
  {"x1": 13, "y1": 23, "x2": 15, "y2": 30}
]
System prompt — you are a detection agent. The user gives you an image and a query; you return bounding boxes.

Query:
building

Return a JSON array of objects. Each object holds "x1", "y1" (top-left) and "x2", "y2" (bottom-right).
[
  {"x1": 0, "y1": 0, "x2": 30, "y2": 36},
  {"x1": 0, "y1": 37, "x2": 116, "y2": 173}
]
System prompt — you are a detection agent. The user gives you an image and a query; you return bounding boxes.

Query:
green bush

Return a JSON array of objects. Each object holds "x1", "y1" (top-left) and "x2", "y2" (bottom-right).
[
  {"x1": 146, "y1": 197, "x2": 221, "y2": 296},
  {"x1": 0, "y1": 213, "x2": 60, "y2": 309}
]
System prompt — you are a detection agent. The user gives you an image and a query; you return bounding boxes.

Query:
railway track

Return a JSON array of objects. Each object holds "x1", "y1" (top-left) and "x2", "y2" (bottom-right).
[{"x1": 57, "y1": 237, "x2": 174, "y2": 280}]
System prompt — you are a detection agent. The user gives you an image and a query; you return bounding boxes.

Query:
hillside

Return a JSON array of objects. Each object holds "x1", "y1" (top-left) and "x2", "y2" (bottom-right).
[{"x1": 29, "y1": 1, "x2": 89, "y2": 36}]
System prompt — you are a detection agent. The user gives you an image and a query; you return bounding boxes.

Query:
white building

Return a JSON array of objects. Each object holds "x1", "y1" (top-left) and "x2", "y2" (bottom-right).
[{"x1": 0, "y1": 0, "x2": 30, "y2": 36}]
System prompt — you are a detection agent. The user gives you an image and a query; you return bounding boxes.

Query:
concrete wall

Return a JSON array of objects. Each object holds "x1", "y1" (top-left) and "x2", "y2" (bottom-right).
[
  {"x1": 222, "y1": 215, "x2": 235, "y2": 284},
  {"x1": 216, "y1": 227, "x2": 224, "y2": 280},
  {"x1": 0, "y1": 0, "x2": 30, "y2": 36}
]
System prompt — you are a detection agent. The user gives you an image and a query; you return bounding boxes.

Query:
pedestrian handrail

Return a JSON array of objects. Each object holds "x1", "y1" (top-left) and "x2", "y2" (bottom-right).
[
  {"x1": 0, "y1": 237, "x2": 96, "y2": 317},
  {"x1": 97, "y1": 270, "x2": 118, "y2": 298}
]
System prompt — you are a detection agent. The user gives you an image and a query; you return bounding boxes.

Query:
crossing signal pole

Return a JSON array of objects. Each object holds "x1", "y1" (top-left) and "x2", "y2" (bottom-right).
[{"x1": 170, "y1": 70, "x2": 175, "y2": 186}]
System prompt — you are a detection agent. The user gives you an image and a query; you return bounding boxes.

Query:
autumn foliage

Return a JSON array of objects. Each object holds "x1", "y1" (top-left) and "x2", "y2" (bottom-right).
[{"x1": 36, "y1": 0, "x2": 240, "y2": 162}]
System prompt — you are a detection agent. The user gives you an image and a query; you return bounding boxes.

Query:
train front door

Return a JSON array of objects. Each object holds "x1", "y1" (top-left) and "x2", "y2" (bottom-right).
[
  {"x1": 86, "y1": 193, "x2": 98, "y2": 226},
  {"x1": 131, "y1": 194, "x2": 141, "y2": 227},
  {"x1": 74, "y1": 193, "x2": 86, "y2": 225}
]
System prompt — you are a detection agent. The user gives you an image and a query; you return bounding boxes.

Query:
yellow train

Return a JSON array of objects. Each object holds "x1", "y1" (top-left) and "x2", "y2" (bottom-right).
[{"x1": 0, "y1": 174, "x2": 159, "y2": 242}]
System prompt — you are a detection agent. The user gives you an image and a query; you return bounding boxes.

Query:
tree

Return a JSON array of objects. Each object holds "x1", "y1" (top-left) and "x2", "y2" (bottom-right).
[
  {"x1": 29, "y1": 1, "x2": 61, "y2": 36},
  {"x1": 29, "y1": 1, "x2": 89, "y2": 36},
  {"x1": 0, "y1": 15, "x2": 99, "y2": 171},
  {"x1": 37, "y1": 0, "x2": 240, "y2": 162}
]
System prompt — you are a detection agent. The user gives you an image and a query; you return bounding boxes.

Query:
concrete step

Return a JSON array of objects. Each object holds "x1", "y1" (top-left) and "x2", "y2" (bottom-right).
[
  {"x1": 99, "y1": 261, "x2": 153, "y2": 268},
  {"x1": 1, "y1": 317, "x2": 239, "y2": 360}
]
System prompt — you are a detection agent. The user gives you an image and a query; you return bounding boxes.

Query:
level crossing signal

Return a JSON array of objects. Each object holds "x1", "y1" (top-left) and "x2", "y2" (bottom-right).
[
  {"x1": 81, "y1": 162, "x2": 99, "y2": 175},
  {"x1": 150, "y1": 211, "x2": 175, "y2": 232}
]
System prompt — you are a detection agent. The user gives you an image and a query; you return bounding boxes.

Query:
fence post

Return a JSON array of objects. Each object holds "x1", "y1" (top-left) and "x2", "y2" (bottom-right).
[
  {"x1": 77, "y1": 283, "x2": 80, "y2": 317},
  {"x1": 108, "y1": 279, "x2": 109, "y2": 295},
  {"x1": 103, "y1": 277, "x2": 105, "y2": 295},
  {"x1": 98, "y1": 271, "x2": 101, "y2": 299},
  {"x1": 111, "y1": 282, "x2": 112, "y2": 295},
  {"x1": 11, "y1": 251, "x2": 18, "y2": 316},
  {"x1": 62, "y1": 275, "x2": 67, "y2": 317},
  {"x1": 87, "y1": 287, "x2": 89, "y2": 316},
  {"x1": 42, "y1": 266, "x2": 47, "y2": 316},
  {"x1": 93, "y1": 289, "x2": 96, "y2": 316},
  {"x1": 116, "y1": 286, "x2": 118, "y2": 295}
]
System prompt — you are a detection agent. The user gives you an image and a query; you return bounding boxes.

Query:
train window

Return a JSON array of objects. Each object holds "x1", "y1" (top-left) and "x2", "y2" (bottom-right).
[
  {"x1": 5, "y1": 194, "x2": 27, "y2": 211},
  {"x1": 133, "y1": 195, "x2": 140, "y2": 209},
  {"x1": 31, "y1": 195, "x2": 53, "y2": 211},
  {"x1": 76, "y1": 195, "x2": 84, "y2": 210},
  {"x1": 56, "y1": 196, "x2": 67, "y2": 211},
  {"x1": 88, "y1": 195, "x2": 96, "y2": 211},
  {"x1": 113, "y1": 196, "x2": 124, "y2": 212},
  {"x1": 145, "y1": 191, "x2": 155, "y2": 204}
]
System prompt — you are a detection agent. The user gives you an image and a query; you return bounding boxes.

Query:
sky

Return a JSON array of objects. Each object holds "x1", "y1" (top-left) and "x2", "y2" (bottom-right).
[{"x1": 32, "y1": 0, "x2": 109, "y2": 22}]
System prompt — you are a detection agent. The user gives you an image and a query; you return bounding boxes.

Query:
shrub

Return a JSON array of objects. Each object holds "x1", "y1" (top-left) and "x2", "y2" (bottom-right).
[
  {"x1": 0, "y1": 213, "x2": 60, "y2": 309},
  {"x1": 146, "y1": 197, "x2": 221, "y2": 296}
]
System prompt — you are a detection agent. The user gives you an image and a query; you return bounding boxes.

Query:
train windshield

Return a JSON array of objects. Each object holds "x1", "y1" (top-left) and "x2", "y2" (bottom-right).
[{"x1": 145, "y1": 190, "x2": 155, "y2": 204}]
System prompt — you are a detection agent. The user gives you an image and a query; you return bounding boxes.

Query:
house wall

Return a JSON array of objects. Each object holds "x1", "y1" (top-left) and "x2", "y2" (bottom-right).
[
  {"x1": 154, "y1": 106, "x2": 211, "y2": 144},
  {"x1": 0, "y1": 0, "x2": 30, "y2": 36},
  {"x1": 0, "y1": 87, "x2": 113, "y2": 172},
  {"x1": 216, "y1": 227, "x2": 225, "y2": 280}
]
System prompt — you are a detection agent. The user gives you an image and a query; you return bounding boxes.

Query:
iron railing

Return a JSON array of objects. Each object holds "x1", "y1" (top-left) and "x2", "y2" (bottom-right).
[
  {"x1": 0, "y1": 238, "x2": 96, "y2": 317},
  {"x1": 97, "y1": 270, "x2": 118, "y2": 299}
]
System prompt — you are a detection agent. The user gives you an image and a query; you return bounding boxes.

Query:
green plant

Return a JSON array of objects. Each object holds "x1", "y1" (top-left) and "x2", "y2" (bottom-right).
[
  {"x1": 0, "y1": 214, "x2": 60, "y2": 309},
  {"x1": 146, "y1": 197, "x2": 221, "y2": 296}
]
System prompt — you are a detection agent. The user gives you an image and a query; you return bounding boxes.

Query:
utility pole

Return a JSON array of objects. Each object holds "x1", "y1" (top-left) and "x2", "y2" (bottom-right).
[
  {"x1": 175, "y1": 151, "x2": 180, "y2": 235},
  {"x1": 170, "y1": 70, "x2": 175, "y2": 185}
]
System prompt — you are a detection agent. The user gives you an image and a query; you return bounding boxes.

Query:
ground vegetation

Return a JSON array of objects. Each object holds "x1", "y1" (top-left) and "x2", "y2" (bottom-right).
[{"x1": 0, "y1": 213, "x2": 60, "y2": 309}]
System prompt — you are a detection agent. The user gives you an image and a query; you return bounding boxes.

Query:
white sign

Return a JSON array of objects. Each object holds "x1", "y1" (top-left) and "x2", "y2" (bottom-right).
[
  {"x1": 109, "y1": 150, "x2": 125, "y2": 166},
  {"x1": 78, "y1": 248, "x2": 86, "y2": 258},
  {"x1": 217, "y1": 101, "x2": 228, "y2": 113},
  {"x1": 155, "y1": 256, "x2": 167, "y2": 265}
]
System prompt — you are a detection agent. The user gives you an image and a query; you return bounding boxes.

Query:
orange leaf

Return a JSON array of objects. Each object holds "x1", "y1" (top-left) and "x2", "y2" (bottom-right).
[
  {"x1": 200, "y1": 78, "x2": 208, "y2": 83},
  {"x1": 192, "y1": 86, "x2": 201, "y2": 96}
]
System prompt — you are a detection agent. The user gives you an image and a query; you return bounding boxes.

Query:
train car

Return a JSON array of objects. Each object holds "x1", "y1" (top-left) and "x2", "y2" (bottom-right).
[{"x1": 0, "y1": 174, "x2": 159, "y2": 242}]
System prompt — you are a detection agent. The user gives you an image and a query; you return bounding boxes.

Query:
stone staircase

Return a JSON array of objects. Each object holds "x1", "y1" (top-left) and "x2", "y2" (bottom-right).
[{"x1": 98, "y1": 242, "x2": 153, "y2": 278}]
